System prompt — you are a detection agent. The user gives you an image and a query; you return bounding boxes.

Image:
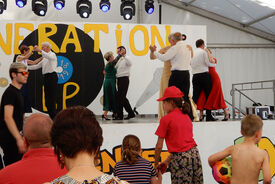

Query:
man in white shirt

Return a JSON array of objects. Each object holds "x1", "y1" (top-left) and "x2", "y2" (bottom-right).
[
  {"x1": 115, "y1": 46, "x2": 135, "y2": 120},
  {"x1": 149, "y1": 32, "x2": 194, "y2": 120},
  {"x1": 28, "y1": 42, "x2": 58, "y2": 119},
  {"x1": 191, "y1": 39, "x2": 216, "y2": 121}
]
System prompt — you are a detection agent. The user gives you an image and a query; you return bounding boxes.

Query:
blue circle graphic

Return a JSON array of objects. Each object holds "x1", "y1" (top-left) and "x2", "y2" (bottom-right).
[{"x1": 56, "y1": 56, "x2": 73, "y2": 84}]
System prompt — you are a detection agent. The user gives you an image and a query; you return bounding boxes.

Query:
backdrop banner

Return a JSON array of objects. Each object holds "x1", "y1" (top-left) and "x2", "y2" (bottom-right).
[{"x1": 0, "y1": 21, "x2": 206, "y2": 115}]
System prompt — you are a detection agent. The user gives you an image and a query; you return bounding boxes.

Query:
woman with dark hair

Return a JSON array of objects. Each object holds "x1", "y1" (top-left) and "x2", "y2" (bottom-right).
[
  {"x1": 16, "y1": 45, "x2": 42, "y2": 113},
  {"x1": 154, "y1": 86, "x2": 203, "y2": 184},
  {"x1": 16, "y1": 45, "x2": 42, "y2": 66},
  {"x1": 48, "y1": 106, "x2": 127, "y2": 184},
  {"x1": 113, "y1": 135, "x2": 162, "y2": 184}
]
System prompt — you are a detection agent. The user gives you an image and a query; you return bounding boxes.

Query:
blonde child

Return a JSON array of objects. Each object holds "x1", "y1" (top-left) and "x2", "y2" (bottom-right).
[{"x1": 208, "y1": 114, "x2": 271, "y2": 184}]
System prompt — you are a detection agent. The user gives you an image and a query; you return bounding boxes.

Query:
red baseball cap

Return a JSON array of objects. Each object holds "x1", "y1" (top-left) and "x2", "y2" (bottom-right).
[{"x1": 157, "y1": 86, "x2": 184, "y2": 101}]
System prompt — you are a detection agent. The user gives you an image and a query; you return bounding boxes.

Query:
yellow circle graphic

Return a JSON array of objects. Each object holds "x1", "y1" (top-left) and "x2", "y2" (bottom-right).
[{"x1": 0, "y1": 77, "x2": 8, "y2": 87}]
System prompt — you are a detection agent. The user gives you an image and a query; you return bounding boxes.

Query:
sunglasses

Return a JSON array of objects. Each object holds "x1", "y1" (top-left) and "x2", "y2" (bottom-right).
[{"x1": 17, "y1": 71, "x2": 29, "y2": 76}]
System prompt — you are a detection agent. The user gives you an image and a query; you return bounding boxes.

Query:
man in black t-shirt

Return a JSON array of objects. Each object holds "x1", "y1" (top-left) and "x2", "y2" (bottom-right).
[{"x1": 0, "y1": 62, "x2": 28, "y2": 168}]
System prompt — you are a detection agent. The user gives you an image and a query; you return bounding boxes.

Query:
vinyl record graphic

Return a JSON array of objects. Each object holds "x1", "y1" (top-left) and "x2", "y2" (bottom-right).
[{"x1": 14, "y1": 24, "x2": 104, "y2": 112}]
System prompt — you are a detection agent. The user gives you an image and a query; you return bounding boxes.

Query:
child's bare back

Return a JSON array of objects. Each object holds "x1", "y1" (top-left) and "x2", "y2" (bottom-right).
[
  {"x1": 209, "y1": 115, "x2": 271, "y2": 184},
  {"x1": 230, "y1": 143, "x2": 268, "y2": 184}
]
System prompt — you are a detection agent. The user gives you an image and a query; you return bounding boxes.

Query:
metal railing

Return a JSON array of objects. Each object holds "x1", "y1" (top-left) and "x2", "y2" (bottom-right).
[{"x1": 231, "y1": 80, "x2": 275, "y2": 120}]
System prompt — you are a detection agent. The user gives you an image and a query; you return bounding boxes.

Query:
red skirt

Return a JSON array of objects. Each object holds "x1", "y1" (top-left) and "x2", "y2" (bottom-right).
[{"x1": 196, "y1": 67, "x2": 227, "y2": 110}]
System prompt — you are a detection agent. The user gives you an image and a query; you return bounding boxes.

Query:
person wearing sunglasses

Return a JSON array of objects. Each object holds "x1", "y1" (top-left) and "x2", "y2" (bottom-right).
[{"x1": 0, "y1": 62, "x2": 29, "y2": 168}]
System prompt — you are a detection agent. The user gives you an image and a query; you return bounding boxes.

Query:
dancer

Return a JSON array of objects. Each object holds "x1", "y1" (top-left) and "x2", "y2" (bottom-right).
[
  {"x1": 16, "y1": 45, "x2": 42, "y2": 113},
  {"x1": 0, "y1": 62, "x2": 28, "y2": 168},
  {"x1": 150, "y1": 34, "x2": 198, "y2": 121},
  {"x1": 115, "y1": 46, "x2": 135, "y2": 120},
  {"x1": 16, "y1": 45, "x2": 42, "y2": 66},
  {"x1": 102, "y1": 51, "x2": 122, "y2": 120},
  {"x1": 114, "y1": 134, "x2": 162, "y2": 184},
  {"x1": 208, "y1": 114, "x2": 271, "y2": 184},
  {"x1": 196, "y1": 48, "x2": 229, "y2": 121},
  {"x1": 28, "y1": 42, "x2": 58, "y2": 119},
  {"x1": 150, "y1": 34, "x2": 172, "y2": 120},
  {"x1": 154, "y1": 86, "x2": 203, "y2": 183},
  {"x1": 191, "y1": 39, "x2": 217, "y2": 121},
  {"x1": 149, "y1": 32, "x2": 194, "y2": 121}
]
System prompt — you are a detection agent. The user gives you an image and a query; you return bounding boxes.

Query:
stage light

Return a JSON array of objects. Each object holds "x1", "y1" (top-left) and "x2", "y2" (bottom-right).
[
  {"x1": 145, "y1": 0, "x2": 154, "y2": 14},
  {"x1": 54, "y1": 0, "x2": 65, "y2": 10},
  {"x1": 99, "y1": 0, "x2": 110, "y2": 12},
  {"x1": 77, "y1": 0, "x2": 92, "y2": 18},
  {"x1": 16, "y1": 0, "x2": 27, "y2": 8},
  {"x1": 32, "y1": 0, "x2": 47, "y2": 16},
  {"x1": 0, "y1": 0, "x2": 7, "y2": 14},
  {"x1": 120, "y1": 0, "x2": 135, "y2": 20}
]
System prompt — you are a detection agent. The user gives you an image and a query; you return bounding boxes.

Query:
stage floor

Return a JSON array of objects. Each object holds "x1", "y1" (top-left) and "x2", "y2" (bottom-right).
[{"x1": 97, "y1": 114, "x2": 237, "y2": 124}]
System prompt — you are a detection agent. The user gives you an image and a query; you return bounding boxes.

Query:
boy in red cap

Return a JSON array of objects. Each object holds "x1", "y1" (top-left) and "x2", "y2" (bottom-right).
[{"x1": 154, "y1": 86, "x2": 203, "y2": 184}]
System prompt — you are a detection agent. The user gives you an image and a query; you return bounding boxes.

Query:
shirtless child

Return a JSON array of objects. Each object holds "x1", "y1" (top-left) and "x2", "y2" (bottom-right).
[{"x1": 208, "y1": 114, "x2": 271, "y2": 184}]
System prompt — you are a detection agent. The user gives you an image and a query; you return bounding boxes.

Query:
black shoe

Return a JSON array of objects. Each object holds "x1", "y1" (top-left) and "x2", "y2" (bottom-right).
[
  {"x1": 114, "y1": 115, "x2": 123, "y2": 120},
  {"x1": 102, "y1": 115, "x2": 110, "y2": 120},
  {"x1": 124, "y1": 114, "x2": 135, "y2": 120},
  {"x1": 206, "y1": 116, "x2": 217, "y2": 121},
  {"x1": 133, "y1": 107, "x2": 139, "y2": 115},
  {"x1": 222, "y1": 114, "x2": 230, "y2": 121},
  {"x1": 199, "y1": 115, "x2": 205, "y2": 121}
]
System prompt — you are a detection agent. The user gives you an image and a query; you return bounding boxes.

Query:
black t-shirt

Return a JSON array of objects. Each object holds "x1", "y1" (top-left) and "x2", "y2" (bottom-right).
[{"x1": 0, "y1": 84, "x2": 24, "y2": 141}]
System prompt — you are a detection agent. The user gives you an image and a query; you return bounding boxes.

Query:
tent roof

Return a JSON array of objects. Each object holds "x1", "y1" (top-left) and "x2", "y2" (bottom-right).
[{"x1": 162, "y1": 0, "x2": 275, "y2": 42}]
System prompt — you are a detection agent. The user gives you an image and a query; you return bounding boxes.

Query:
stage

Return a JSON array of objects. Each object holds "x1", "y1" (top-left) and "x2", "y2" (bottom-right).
[{"x1": 98, "y1": 115, "x2": 275, "y2": 184}]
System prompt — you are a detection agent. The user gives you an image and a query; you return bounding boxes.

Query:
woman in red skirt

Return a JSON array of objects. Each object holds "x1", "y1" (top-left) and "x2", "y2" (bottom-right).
[{"x1": 196, "y1": 48, "x2": 229, "y2": 121}]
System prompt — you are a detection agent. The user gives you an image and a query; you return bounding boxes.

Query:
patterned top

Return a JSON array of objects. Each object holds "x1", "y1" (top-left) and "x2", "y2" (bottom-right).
[
  {"x1": 50, "y1": 174, "x2": 120, "y2": 184},
  {"x1": 113, "y1": 156, "x2": 157, "y2": 184}
]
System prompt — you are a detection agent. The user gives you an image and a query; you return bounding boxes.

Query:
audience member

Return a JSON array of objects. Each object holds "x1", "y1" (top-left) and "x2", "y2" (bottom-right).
[
  {"x1": 114, "y1": 134, "x2": 162, "y2": 184},
  {"x1": 0, "y1": 113, "x2": 67, "y2": 183},
  {"x1": 0, "y1": 62, "x2": 28, "y2": 168},
  {"x1": 154, "y1": 86, "x2": 203, "y2": 183},
  {"x1": 208, "y1": 114, "x2": 271, "y2": 184},
  {"x1": 48, "y1": 106, "x2": 128, "y2": 184}
]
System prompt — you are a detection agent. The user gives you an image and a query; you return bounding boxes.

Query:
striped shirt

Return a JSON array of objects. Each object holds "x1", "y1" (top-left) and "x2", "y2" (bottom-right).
[{"x1": 113, "y1": 156, "x2": 157, "y2": 184}]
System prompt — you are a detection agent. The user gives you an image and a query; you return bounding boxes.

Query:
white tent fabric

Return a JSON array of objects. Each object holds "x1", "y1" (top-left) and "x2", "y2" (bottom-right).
[
  {"x1": 176, "y1": 0, "x2": 275, "y2": 35},
  {"x1": 0, "y1": 0, "x2": 274, "y2": 113}
]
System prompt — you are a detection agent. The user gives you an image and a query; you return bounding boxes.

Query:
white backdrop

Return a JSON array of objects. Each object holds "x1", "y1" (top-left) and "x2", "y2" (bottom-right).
[
  {"x1": 0, "y1": 21, "x2": 206, "y2": 115},
  {"x1": 0, "y1": 0, "x2": 274, "y2": 114}
]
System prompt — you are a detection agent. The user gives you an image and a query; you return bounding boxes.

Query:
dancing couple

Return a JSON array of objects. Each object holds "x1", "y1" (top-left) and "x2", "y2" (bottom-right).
[{"x1": 102, "y1": 46, "x2": 135, "y2": 120}]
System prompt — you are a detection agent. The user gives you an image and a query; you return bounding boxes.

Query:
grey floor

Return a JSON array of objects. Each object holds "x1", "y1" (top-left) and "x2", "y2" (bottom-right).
[
  {"x1": 97, "y1": 114, "x2": 159, "y2": 124},
  {"x1": 96, "y1": 114, "x2": 236, "y2": 124}
]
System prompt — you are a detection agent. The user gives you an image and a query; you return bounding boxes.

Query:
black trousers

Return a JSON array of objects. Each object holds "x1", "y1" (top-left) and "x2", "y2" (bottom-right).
[
  {"x1": 192, "y1": 72, "x2": 212, "y2": 117},
  {"x1": 117, "y1": 76, "x2": 134, "y2": 118},
  {"x1": 168, "y1": 70, "x2": 194, "y2": 120},
  {"x1": 20, "y1": 83, "x2": 32, "y2": 113},
  {"x1": 0, "y1": 140, "x2": 22, "y2": 168},
  {"x1": 43, "y1": 72, "x2": 58, "y2": 120}
]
